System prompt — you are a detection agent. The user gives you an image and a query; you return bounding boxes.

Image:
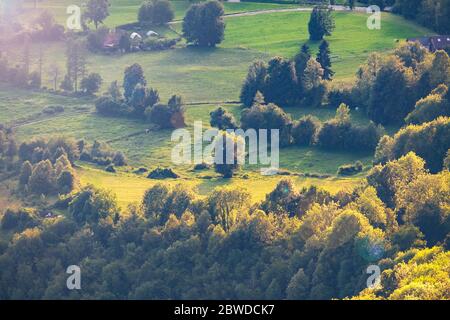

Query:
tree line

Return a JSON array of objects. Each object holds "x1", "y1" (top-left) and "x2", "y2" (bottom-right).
[
  {"x1": 0, "y1": 150, "x2": 448, "y2": 299},
  {"x1": 95, "y1": 63, "x2": 186, "y2": 129}
]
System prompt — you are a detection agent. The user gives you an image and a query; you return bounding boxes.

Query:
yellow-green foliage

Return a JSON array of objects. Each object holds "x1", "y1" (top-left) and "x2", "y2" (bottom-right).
[{"x1": 357, "y1": 247, "x2": 450, "y2": 300}]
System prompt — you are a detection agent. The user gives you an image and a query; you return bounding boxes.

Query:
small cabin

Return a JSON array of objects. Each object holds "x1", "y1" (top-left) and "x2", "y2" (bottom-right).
[{"x1": 407, "y1": 36, "x2": 450, "y2": 52}]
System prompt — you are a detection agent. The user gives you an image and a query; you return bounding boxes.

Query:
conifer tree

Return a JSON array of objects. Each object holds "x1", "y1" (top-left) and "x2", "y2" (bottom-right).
[{"x1": 316, "y1": 40, "x2": 334, "y2": 80}]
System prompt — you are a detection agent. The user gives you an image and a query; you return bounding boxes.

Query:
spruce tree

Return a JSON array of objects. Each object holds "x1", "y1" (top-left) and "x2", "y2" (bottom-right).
[
  {"x1": 308, "y1": 6, "x2": 335, "y2": 41},
  {"x1": 316, "y1": 40, "x2": 334, "y2": 80}
]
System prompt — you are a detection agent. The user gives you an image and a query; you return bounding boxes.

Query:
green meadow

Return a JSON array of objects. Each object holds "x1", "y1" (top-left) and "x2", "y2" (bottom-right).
[
  {"x1": 8, "y1": 9, "x2": 430, "y2": 104},
  {"x1": 2, "y1": 3, "x2": 432, "y2": 206},
  {"x1": 23, "y1": 0, "x2": 300, "y2": 25}
]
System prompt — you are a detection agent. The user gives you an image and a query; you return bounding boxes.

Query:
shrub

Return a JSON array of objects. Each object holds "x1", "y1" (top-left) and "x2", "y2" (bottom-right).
[
  {"x1": 210, "y1": 107, "x2": 238, "y2": 130},
  {"x1": 80, "y1": 73, "x2": 102, "y2": 95},
  {"x1": 1, "y1": 208, "x2": 38, "y2": 231},
  {"x1": 292, "y1": 116, "x2": 321, "y2": 146},
  {"x1": 337, "y1": 161, "x2": 363, "y2": 176},
  {"x1": 112, "y1": 151, "x2": 127, "y2": 166},
  {"x1": 105, "y1": 164, "x2": 116, "y2": 173},
  {"x1": 42, "y1": 105, "x2": 64, "y2": 115},
  {"x1": 240, "y1": 103, "x2": 293, "y2": 147},
  {"x1": 87, "y1": 27, "x2": 109, "y2": 52},
  {"x1": 95, "y1": 96, "x2": 130, "y2": 116},
  {"x1": 142, "y1": 37, "x2": 178, "y2": 51},
  {"x1": 147, "y1": 167, "x2": 179, "y2": 179}
]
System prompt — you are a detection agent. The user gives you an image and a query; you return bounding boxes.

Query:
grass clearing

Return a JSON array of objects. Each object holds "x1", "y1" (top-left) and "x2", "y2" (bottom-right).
[
  {"x1": 2, "y1": 6, "x2": 423, "y2": 207},
  {"x1": 7, "y1": 10, "x2": 431, "y2": 105},
  {"x1": 22, "y1": 0, "x2": 301, "y2": 26},
  {"x1": 78, "y1": 165, "x2": 363, "y2": 208},
  {"x1": 219, "y1": 11, "x2": 432, "y2": 82}
]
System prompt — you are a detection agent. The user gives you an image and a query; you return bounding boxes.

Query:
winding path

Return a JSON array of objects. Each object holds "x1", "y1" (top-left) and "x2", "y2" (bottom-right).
[{"x1": 170, "y1": 5, "x2": 382, "y2": 24}]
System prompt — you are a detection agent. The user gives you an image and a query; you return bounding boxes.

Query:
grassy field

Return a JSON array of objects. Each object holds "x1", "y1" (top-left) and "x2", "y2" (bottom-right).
[
  {"x1": 0, "y1": 85, "x2": 93, "y2": 124},
  {"x1": 23, "y1": 0, "x2": 301, "y2": 25},
  {"x1": 10, "y1": 88, "x2": 374, "y2": 174},
  {"x1": 78, "y1": 164, "x2": 364, "y2": 208},
  {"x1": 7, "y1": 10, "x2": 431, "y2": 104},
  {"x1": 220, "y1": 11, "x2": 432, "y2": 82},
  {"x1": 1, "y1": 3, "x2": 428, "y2": 208}
]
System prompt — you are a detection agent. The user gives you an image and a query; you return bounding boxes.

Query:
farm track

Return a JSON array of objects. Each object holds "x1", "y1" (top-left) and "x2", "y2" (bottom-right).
[
  {"x1": 170, "y1": 5, "x2": 372, "y2": 24},
  {"x1": 10, "y1": 109, "x2": 94, "y2": 129}
]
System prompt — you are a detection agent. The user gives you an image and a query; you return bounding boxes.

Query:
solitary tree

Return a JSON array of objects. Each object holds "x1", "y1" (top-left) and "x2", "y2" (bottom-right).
[
  {"x1": 66, "y1": 39, "x2": 87, "y2": 92},
  {"x1": 294, "y1": 44, "x2": 312, "y2": 97},
  {"x1": 123, "y1": 63, "x2": 146, "y2": 101},
  {"x1": 182, "y1": 0, "x2": 225, "y2": 47},
  {"x1": 85, "y1": 0, "x2": 110, "y2": 29},
  {"x1": 48, "y1": 64, "x2": 60, "y2": 91},
  {"x1": 308, "y1": 6, "x2": 335, "y2": 41},
  {"x1": 240, "y1": 60, "x2": 267, "y2": 107},
  {"x1": 347, "y1": 0, "x2": 355, "y2": 10},
  {"x1": 210, "y1": 107, "x2": 238, "y2": 130},
  {"x1": 80, "y1": 73, "x2": 102, "y2": 95},
  {"x1": 316, "y1": 40, "x2": 334, "y2": 80},
  {"x1": 138, "y1": 0, "x2": 174, "y2": 26}
]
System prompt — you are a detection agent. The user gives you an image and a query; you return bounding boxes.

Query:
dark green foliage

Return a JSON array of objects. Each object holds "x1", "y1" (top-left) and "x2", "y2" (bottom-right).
[
  {"x1": 87, "y1": 27, "x2": 110, "y2": 52},
  {"x1": 316, "y1": 40, "x2": 334, "y2": 80},
  {"x1": 375, "y1": 117, "x2": 450, "y2": 173},
  {"x1": 292, "y1": 115, "x2": 321, "y2": 146},
  {"x1": 65, "y1": 39, "x2": 87, "y2": 92},
  {"x1": 0, "y1": 162, "x2": 449, "y2": 300},
  {"x1": 406, "y1": 84, "x2": 450, "y2": 124},
  {"x1": 391, "y1": 225, "x2": 426, "y2": 251},
  {"x1": 68, "y1": 185, "x2": 119, "y2": 225},
  {"x1": 80, "y1": 73, "x2": 102, "y2": 95},
  {"x1": 123, "y1": 63, "x2": 146, "y2": 101},
  {"x1": 146, "y1": 95, "x2": 186, "y2": 129},
  {"x1": 85, "y1": 0, "x2": 110, "y2": 29},
  {"x1": 57, "y1": 170, "x2": 76, "y2": 193},
  {"x1": 95, "y1": 96, "x2": 130, "y2": 116},
  {"x1": 294, "y1": 44, "x2": 311, "y2": 96},
  {"x1": 240, "y1": 102, "x2": 293, "y2": 147},
  {"x1": 316, "y1": 105, "x2": 383, "y2": 152},
  {"x1": 213, "y1": 132, "x2": 242, "y2": 178},
  {"x1": 28, "y1": 160, "x2": 56, "y2": 195},
  {"x1": 264, "y1": 56, "x2": 298, "y2": 107},
  {"x1": 112, "y1": 151, "x2": 127, "y2": 166},
  {"x1": 210, "y1": 107, "x2": 238, "y2": 130},
  {"x1": 182, "y1": 0, "x2": 225, "y2": 47},
  {"x1": 308, "y1": 6, "x2": 335, "y2": 41},
  {"x1": 147, "y1": 167, "x2": 179, "y2": 179},
  {"x1": 138, "y1": 0, "x2": 174, "y2": 26},
  {"x1": 60, "y1": 74, "x2": 73, "y2": 92},
  {"x1": 19, "y1": 161, "x2": 32, "y2": 186},
  {"x1": 0, "y1": 208, "x2": 38, "y2": 232},
  {"x1": 337, "y1": 161, "x2": 363, "y2": 176},
  {"x1": 142, "y1": 183, "x2": 192, "y2": 224},
  {"x1": 240, "y1": 60, "x2": 267, "y2": 107},
  {"x1": 394, "y1": 0, "x2": 450, "y2": 33},
  {"x1": 368, "y1": 57, "x2": 411, "y2": 125},
  {"x1": 105, "y1": 164, "x2": 116, "y2": 173}
]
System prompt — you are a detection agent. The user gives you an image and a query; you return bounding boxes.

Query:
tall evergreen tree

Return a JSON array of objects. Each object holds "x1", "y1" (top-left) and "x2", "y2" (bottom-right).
[
  {"x1": 308, "y1": 6, "x2": 335, "y2": 41},
  {"x1": 240, "y1": 60, "x2": 267, "y2": 107},
  {"x1": 264, "y1": 56, "x2": 298, "y2": 107},
  {"x1": 316, "y1": 40, "x2": 334, "y2": 80}
]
